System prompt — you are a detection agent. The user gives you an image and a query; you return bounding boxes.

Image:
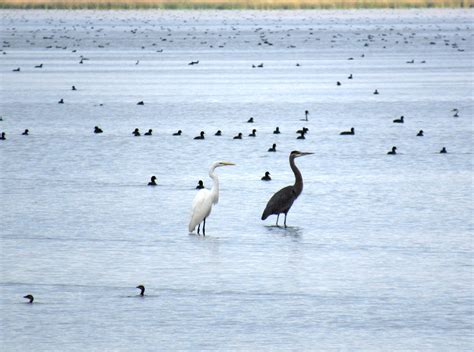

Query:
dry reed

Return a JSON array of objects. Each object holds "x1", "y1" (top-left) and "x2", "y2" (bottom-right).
[{"x1": 0, "y1": 0, "x2": 471, "y2": 9}]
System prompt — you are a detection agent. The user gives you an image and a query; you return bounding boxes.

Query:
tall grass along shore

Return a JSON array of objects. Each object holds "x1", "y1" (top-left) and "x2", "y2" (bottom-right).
[{"x1": 0, "y1": 0, "x2": 471, "y2": 9}]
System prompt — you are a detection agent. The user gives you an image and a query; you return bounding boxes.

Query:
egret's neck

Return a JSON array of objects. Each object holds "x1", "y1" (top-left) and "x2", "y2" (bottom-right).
[
  {"x1": 290, "y1": 156, "x2": 303, "y2": 196},
  {"x1": 209, "y1": 167, "x2": 220, "y2": 204}
]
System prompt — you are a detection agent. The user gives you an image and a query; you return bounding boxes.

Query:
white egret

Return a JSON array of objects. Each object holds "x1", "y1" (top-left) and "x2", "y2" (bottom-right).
[{"x1": 188, "y1": 161, "x2": 235, "y2": 236}]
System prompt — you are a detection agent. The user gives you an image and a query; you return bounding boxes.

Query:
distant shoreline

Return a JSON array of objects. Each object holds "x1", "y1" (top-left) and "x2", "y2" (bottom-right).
[{"x1": 0, "y1": 0, "x2": 471, "y2": 10}]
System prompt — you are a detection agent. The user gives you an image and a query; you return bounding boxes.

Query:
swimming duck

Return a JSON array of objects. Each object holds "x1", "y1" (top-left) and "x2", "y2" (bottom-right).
[
  {"x1": 340, "y1": 127, "x2": 355, "y2": 135},
  {"x1": 136, "y1": 285, "x2": 145, "y2": 296},
  {"x1": 173, "y1": 130, "x2": 182, "y2": 136},
  {"x1": 249, "y1": 129, "x2": 257, "y2": 137},
  {"x1": 196, "y1": 180, "x2": 204, "y2": 189},
  {"x1": 148, "y1": 176, "x2": 157, "y2": 186},
  {"x1": 416, "y1": 130, "x2": 423, "y2": 136},
  {"x1": 261, "y1": 171, "x2": 271, "y2": 181},
  {"x1": 94, "y1": 126, "x2": 103, "y2": 134},
  {"x1": 233, "y1": 133, "x2": 242, "y2": 139},
  {"x1": 214, "y1": 130, "x2": 222, "y2": 136},
  {"x1": 273, "y1": 127, "x2": 280, "y2": 134},
  {"x1": 387, "y1": 146, "x2": 397, "y2": 155},
  {"x1": 194, "y1": 131, "x2": 205, "y2": 140},
  {"x1": 144, "y1": 129, "x2": 153, "y2": 136},
  {"x1": 268, "y1": 143, "x2": 276, "y2": 152},
  {"x1": 393, "y1": 116, "x2": 404, "y2": 123},
  {"x1": 133, "y1": 128, "x2": 140, "y2": 136},
  {"x1": 22, "y1": 129, "x2": 29, "y2": 135},
  {"x1": 23, "y1": 294, "x2": 34, "y2": 303},
  {"x1": 440, "y1": 147, "x2": 447, "y2": 154}
]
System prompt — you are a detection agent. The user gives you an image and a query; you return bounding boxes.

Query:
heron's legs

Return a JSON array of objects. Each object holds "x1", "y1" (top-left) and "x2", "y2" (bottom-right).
[
  {"x1": 276, "y1": 214, "x2": 280, "y2": 227},
  {"x1": 203, "y1": 218, "x2": 206, "y2": 236},
  {"x1": 284, "y1": 213, "x2": 287, "y2": 228},
  {"x1": 197, "y1": 223, "x2": 200, "y2": 235}
]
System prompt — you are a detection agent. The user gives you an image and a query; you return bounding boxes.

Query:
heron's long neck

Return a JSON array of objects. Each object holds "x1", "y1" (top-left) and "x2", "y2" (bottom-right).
[
  {"x1": 209, "y1": 167, "x2": 219, "y2": 204},
  {"x1": 290, "y1": 156, "x2": 303, "y2": 197}
]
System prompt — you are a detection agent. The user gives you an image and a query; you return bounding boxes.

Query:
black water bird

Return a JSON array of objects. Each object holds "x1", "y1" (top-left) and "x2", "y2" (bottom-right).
[
  {"x1": 194, "y1": 131, "x2": 205, "y2": 139},
  {"x1": 340, "y1": 127, "x2": 354, "y2": 135},
  {"x1": 233, "y1": 133, "x2": 243, "y2": 139},
  {"x1": 188, "y1": 60, "x2": 199, "y2": 65},
  {"x1": 214, "y1": 130, "x2": 222, "y2": 136},
  {"x1": 196, "y1": 180, "x2": 204, "y2": 189},
  {"x1": 268, "y1": 143, "x2": 276, "y2": 152},
  {"x1": 35, "y1": 64, "x2": 43, "y2": 68},
  {"x1": 393, "y1": 116, "x2": 404, "y2": 123},
  {"x1": 12, "y1": 67, "x2": 20, "y2": 72},
  {"x1": 257, "y1": 63, "x2": 264, "y2": 68},
  {"x1": 173, "y1": 130, "x2": 182, "y2": 136},
  {"x1": 348, "y1": 74, "x2": 353, "y2": 79},
  {"x1": 337, "y1": 81, "x2": 341, "y2": 86},
  {"x1": 94, "y1": 126, "x2": 103, "y2": 134},
  {"x1": 249, "y1": 129, "x2": 257, "y2": 137},
  {"x1": 453, "y1": 111, "x2": 459, "y2": 117},
  {"x1": 72, "y1": 85, "x2": 77, "y2": 91},
  {"x1": 148, "y1": 176, "x2": 157, "y2": 186},
  {"x1": 387, "y1": 146, "x2": 397, "y2": 155},
  {"x1": 133, "y1": 128, "x2": 140, "y2": 136},
  {"x1": 296, "y1": 127, "x2": 309, "y2": 135},
  {"x1": 22, "y1": 129, "x2": 29, "y2": 135},
  {"x1": 136, "y1": 285, "x2": 145, "y2": 296},
  {"x1": 261, "y1": 171, "x2": 271, "y2": 181},
  {"x1": 247, "y1": 117, "x2": 254, "y2": 123},
  {"x1": 144, "y1": 129, "x2": 153, "y2": 136},
  {"x1": 137, "y1": 101, "x2": 144, "y2": 105},
  {"x1": 297, "y1": 132, "x2": 306, "y2": 140},
  {"x1": 58, "y1": 98, "x2": 64, "y2": 104},
  {"x1": 0, "y1": 132, "x2": 5, "y2": 140},
  {"x1": 273, "y1": 127, "x2": 281, "y2": 134},
  {"x1": 300, "y1": 110, "x2": 309, "y2": 122},
  {"x1": 373, "y1": 89, "x2": 379, "y2": 95},
  {"x1": 417, "y1": 130, "x2": 423, "y2": 136},
  {"x1": 261, "y1": 151, "x2": 313, "y2": 227},
  {"x1": 23, "y1": 294, "x2": 34, "y2": 303},
  {"x1": 440, "y1": 147, "x2": 447, "y2": 154}
]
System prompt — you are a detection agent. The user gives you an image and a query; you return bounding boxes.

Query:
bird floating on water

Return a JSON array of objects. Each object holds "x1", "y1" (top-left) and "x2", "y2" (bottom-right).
[
  {"x1": 194, "y1": 131, "x2": 205, "y2": 140},
  {"x1": 440, "y1": 147, "x2": 447, "y2": 154},
  {"x1": 387, "y1": 146, "x2": 397, "y2": 155},
  {"x1": 94, "y1": 126, "x2": 103, "y2": 134},
  {"x1": 261, "y1": 171, "x2": 271, "y2": 181},
  {"x1": 22, "y1": 129, "x2": 29, "y2": 135},
  {"x1": 340, "y1": 127, "x2": 355, "y2": 135},
  {"x1": 136, "y1": 285, "x2": 145, "y2": 296},
  {"x1": 189, "y1": 161, "x2": 235, "y2": 236},
  {"x1": 58, "y1": 98, "x2": 64, "y2": 104},
  {"x1": 173, "y1": 130, "x2": 182, "y2": 136},
  {"x1": 373, "y1": 89, "x2": 379, "y2": 95},
  {"x1": 249, "y1": 129, "x2": 256, "y2": 137},
  {"x1": 137, "y1": 101, "x2": 144, "y2": 105},
  {"x1": 133, "y1": 128, "x2": 140, "y2": 136},
  {"x1": 148, "y1": 176, "x2": 157, "y2": 186},
  {"x1": 247, "y1": 117, "x2": 254, "y2": 123},
  {"x1": 72, "y1": 85, "x2": 77, "y2": 91},
  {"x1": 262, "y1": 151, "x2": 313, "y2": 227},
  {"x1": 144, "y1": 129, "x2": 153, "y2": 136},
  {"x1": 214, "y1": 130, "x2": 222, "y2": 136},
  {"x1": 268, "y1": 143, "x2": 277, "y2": 152},
  {"x1": 233, "y1": 133, "x2": 242, "y2": 139},
  {"x1": 0, "y1": 132, "x2": 6, "y2": 140},
  {"x1": 393, "y1": 116, "x2": 404, "y2": 123},
  {"x1": 196, "y1": 180, "x2": 204, "y2": 189},
  {"x1": 273, "y1": 127, "x2": 281, "y2": 134},
  {"x1": 417, "y1": 130, "x2": 423, "y2": 136},
  {"x1": 23, "y1": 294, "x2": 34, "y2": 303}
]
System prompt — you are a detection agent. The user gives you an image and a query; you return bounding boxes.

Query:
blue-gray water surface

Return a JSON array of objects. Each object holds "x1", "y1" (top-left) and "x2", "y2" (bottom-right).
[{"x1": 0, "y1": 8, "x2": 473, "y2": 351}]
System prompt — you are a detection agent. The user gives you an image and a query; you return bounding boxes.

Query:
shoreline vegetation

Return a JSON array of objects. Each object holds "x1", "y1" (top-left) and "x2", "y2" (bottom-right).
[{"x1": 0, "y1": 0, "x2": 471, "y2": 10}]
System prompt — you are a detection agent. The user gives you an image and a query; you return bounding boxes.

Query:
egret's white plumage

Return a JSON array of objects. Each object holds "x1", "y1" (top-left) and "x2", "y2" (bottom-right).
[{"x1": 188, "y1": 161, "x2": 235, "y2": 235}]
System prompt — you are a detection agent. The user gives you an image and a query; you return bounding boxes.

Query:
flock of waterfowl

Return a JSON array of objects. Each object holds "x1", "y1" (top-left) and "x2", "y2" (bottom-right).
[{"x1": 1, "y1": 10, "x2": 470, "y2": 308}]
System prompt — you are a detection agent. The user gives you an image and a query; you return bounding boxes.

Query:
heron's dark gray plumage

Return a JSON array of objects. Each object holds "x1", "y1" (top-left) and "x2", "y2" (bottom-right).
[{"x1": 261, "y1": 151, "x2": 313, "y2": 227}]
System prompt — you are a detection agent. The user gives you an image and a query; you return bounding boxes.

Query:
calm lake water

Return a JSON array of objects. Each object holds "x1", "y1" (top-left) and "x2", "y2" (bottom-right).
[{"x1": 0, "y1": 8, "x2": 473, "y2": 351}]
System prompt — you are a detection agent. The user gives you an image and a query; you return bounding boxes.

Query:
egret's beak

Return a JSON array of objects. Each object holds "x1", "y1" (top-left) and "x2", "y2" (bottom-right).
[{"x1": 222, "y1": 162, "x2": 236, "y2": 166}]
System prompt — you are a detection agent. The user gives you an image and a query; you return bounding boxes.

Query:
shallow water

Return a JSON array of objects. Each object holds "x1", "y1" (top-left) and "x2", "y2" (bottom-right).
[{"x1": 0, "y1": 9, "x2": 473, "y2": 351}]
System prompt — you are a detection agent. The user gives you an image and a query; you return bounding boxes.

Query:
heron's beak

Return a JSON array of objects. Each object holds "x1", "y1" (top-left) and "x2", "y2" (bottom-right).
[{"x1": 222, "y1": 162, "x2": 236, "y2": 166}]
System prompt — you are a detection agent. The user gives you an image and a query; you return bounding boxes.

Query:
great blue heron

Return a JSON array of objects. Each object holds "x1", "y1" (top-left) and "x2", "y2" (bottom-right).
[
  {"x1": 261, "y1": 151, "x2": 313, "y2": 227},
  {"x1": 189, "y1": 161, "x2": 235, "y2": 236}
]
